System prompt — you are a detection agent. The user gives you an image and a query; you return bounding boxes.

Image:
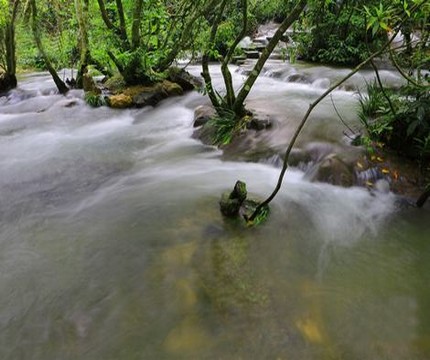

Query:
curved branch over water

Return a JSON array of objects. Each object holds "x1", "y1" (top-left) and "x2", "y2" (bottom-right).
[{"x1": 247, "y1": 11, "x2": 426, "y2": 222}]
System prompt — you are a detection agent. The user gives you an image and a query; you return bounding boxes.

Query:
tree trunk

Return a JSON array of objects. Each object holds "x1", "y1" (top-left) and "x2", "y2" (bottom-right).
[
  {"x1": 157, "y1": 0, "x2": 220, "y2": 71},
  {"x1": 1, "y1": 0, "x2": 20, "y2": 92},
  {"x1": 232, "y1": 0, "x2": 307, "y2": 115},
  {"x1": 131, "y1": 0, "x2": 144, "y2": 50},
  {"x1": 75, "y1": 0, "x2": 90, "y2": 88},
  {"x1": 96, "y1": 0, "x2": 129, "y2": 49},
  {"x1": 221, "y1": 0, "x2": 247, "y2": 108},
  {"x1": 416, "y1": 187, "x2": 430, "y2": 208},
  {"x1": 201, "y1": 0, "x2": 228, "y2": 111},
  {"x1": 115, "y1": 0, "x2": 128, "y2": 47},
  {"x1": 30, "y1": 0, "x2": 68, "y2": 94}
]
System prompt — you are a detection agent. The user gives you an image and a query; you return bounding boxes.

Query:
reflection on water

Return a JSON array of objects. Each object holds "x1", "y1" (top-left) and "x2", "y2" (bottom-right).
[{"x1": 0, "y1": 66, "x2": 429, "y2": 359}]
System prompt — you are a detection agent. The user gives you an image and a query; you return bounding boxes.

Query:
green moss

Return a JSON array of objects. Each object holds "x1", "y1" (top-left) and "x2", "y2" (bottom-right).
[{"x1": 104, "y1": 73, "x2": 126, "y2": 93}]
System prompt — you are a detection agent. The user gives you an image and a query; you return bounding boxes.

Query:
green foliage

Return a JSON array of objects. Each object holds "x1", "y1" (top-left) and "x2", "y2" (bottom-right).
[
  {"x1": 84, "y1": 91, "x2": 105, "y2": 107},
  {"x1": 0, "y1": 0, "x2": 9, "y2": 71},
  {"x1": 0, "y1": 0, "x2": 7, "y2": 27},
  {"x1": 250, "y1": 0, "x2": 290, "y2": 23},
  {"x1": 294, "y1": 7, "x2": 377, "y2": 66},
  {"x1": 208, "y1": 109, "x2": 248, "y2": 146},
  {"x1": 208, "y1": 109, "x2": 238, "y2": 145},
  {"x1": 364, "y1": 2, "x2": 395, "y2": 37},
  {"x1": 116, "y1": 49, "x2": 165, "y2": 85},
  {"x1": 359, "y1": 82, "x2": 430, "y2": 161},
  {"x1": 246, "y1": 202, "x2": 270, "y2": 226}
]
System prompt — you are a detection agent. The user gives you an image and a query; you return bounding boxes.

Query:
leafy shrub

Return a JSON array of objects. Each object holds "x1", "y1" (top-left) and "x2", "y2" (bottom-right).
[
  {"x1": 208, "y1": 108, "x2": 249, "y2": 146},
  {"x1": 116, "y1": 49, "x2": 164, "y2": 85},
  {"x1": 84, "y1": 92, "x2": 105, "y2": 107},
  {"x1": 250, "y1": 0, "x2": 289, "y2": 23},
  {"x1": 359, "y1": 82, "x2": 430, "y2": 161},
  {"x1": 294, "y1": 6, "x2": 383, "y2": 66}
]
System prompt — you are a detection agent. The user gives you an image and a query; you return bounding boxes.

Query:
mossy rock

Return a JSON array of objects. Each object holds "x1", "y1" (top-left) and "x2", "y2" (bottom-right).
[
  {"x1": 193, "y1": 105, "x2": 216, "y2": 127},
  {"x1": 107, "y1": 94, "x2": 133, "y2": 109},
  {"x1": 103, "y1": 74, "x2": 126, "y2": 93},
  {"x1": 122, "y1": 83, "x2": 162, "y2": 97},
  {"x1": 82, "y1": 73, "x2": 101, "y2": 94},
  {"x1": 162, "y1": 80, "x2": 183, "y2": 96},
  {"x1": 167, "y1": 67, "x2": 203, "y2": 91}
]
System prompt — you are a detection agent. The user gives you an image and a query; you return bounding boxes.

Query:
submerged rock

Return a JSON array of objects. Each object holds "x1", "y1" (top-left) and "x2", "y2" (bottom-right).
[{"x1": 246, "y1": 113, "x2": 272, "y2": 131}]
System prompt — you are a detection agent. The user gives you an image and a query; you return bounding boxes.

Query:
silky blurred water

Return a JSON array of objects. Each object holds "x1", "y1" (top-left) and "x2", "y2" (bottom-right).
[{"x1": 0, "y1": 64, "x2": 429, "y2": 359}]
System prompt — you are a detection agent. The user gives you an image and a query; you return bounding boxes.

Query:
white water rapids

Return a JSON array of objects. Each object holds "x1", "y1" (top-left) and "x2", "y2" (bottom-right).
[{"x1": 0, "y1": 63, "x2": 429, "y2": 359}]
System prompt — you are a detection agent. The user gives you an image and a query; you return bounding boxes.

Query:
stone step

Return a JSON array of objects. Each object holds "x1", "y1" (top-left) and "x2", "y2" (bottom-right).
[
  {"x1": 244, "y1": 50, "x2": 260, "y2": 59},
  {"x1": 266, "y1": 35, "x2": 289, "y2": 43},
  {"x1": 253, "y1": 37, "x2": 267, "y2": 45},
  {"x1": 232, "y1": 55, "x2": 247, "y2": 64}
]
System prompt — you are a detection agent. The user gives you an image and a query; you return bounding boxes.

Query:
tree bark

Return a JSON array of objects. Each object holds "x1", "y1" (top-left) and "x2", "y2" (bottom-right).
[
  {"x1": 232, "y1": 0, "x2": 307, "y2": 115},
  {"x1": 30, "y1": 0, "x2": 68, "y2": 94},
  {"x1": 158, "y1": 0, "x2": 220, "y2": 70},
  {"x1": 1, "y1": 0, "x2": 20, "y2": 91},
  {"x1": 201, "y1": 0, "x2": 228, "y2": 111},
  {"x1": 221, "y1": 0, "x2": 247, "y2": 108},
  {"x1": 96, "y1": 0, "x2": 129, "y2": 49},
  {"x1": 416, "y1": 187, "x2": 430, "y2": 208},
  {"x1": 131, "y1": 0, "x2": 144, "y2": 50},
  {"x1": 115, "y1": 0, "x2": 128, "y2": 47},
  {"x1": 75, "y1": 0, "x2": 90, "y2": 88}
]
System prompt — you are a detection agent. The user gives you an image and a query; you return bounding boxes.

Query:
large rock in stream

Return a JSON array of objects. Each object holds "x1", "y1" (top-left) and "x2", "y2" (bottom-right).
[{"x1": 304, "y1": 153, "x2": 356, "y2": 187}]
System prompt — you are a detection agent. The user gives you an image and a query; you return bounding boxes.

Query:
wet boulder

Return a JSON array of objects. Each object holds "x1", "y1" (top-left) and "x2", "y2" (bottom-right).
[
  {"x1": 246, "y1": 113, "x2": 272, "y2": 131},
  {"x1": 287, "y1": 73, "x2": 310, "y2": 84},
  {"x1": 220, "y1": 180, "x2": 247, "y2": 217},
  {"x1": 132, "y1": 90, "x2": 164, "y2": 107},
  {"x1": 162, "y1": 80, "x2": 184, "y2": 96},
  {"x1": 193, "y1": 105, "x2": 216, "y2": 127},
  {"x1": 82, "y1": 73, "x2": 101, "y2": 94},
  {"x1": 107, "y1": 94, "x2": 133, "y2": 108},
  {"x1": 305, "y1": 153, "x2": 356, "y2": 187},
  {"x1": 167, "y1": 67, "x2": 203, "y2": 91}
]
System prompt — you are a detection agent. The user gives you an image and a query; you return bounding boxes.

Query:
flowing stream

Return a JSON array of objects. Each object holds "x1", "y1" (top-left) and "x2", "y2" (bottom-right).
[{"x1": 1, "y1": 62, "x2": 429, "y2": 359}]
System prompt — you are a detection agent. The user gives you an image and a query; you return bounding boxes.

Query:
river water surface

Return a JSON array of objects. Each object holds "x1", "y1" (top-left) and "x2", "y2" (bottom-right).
[{"x1": 1, "y1": 63, "x2": 429, "y2": 359}]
